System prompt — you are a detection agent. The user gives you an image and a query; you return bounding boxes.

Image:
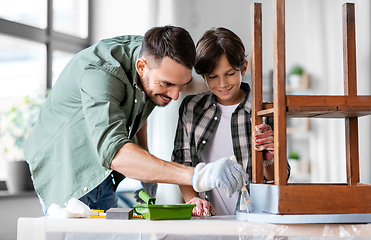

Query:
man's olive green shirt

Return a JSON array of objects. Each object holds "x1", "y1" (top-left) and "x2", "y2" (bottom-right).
[{"x1": 23, "y1": 35, "x2": 155, "y2": 209}]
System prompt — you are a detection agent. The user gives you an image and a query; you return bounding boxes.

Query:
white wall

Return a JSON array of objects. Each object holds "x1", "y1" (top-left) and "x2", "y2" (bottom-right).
[
  {"x1": 92, "y1": 0, "x2": 371, "y2": 203},
  {"x1": 91, "y1": 0, "x2": 155, "y2": 40},
  {"x1": 285, "y1": 0, "x2": 371, "y2": 183},
  {"x1": 1, "y1": 195, "x2": 43, "y2": 240}
]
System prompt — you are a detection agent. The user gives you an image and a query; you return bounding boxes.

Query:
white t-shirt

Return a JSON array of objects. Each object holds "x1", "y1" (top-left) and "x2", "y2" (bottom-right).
[{"x1": 200, "y1": 102, "x2": 240, "y2": 215}]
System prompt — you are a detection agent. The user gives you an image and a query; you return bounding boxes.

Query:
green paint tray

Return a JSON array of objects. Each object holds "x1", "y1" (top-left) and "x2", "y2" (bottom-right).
[{"x1": 133, "y1": 190, "x2": 195, "y2": 220}]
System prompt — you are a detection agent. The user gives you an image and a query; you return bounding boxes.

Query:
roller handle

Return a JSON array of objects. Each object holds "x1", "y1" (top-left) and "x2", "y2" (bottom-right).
[{"x1": 138, "y1": 190, "x2": 156, "y2": 205}]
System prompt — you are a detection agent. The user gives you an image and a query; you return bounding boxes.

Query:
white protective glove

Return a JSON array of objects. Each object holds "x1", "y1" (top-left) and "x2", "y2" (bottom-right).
[
  {"x1": 192, "y1": 157, "x2": 249, "y2": 198},
  {"x1": 186, "y1": 197, "x2": 216, "y2": 216}
]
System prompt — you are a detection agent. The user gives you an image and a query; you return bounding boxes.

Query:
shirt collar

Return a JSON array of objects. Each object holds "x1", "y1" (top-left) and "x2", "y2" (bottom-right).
[
  {"x1": 133, "y1": 73, "x2": 141, "y2": 89},
  {"x1": 239, "y1": 82, "x2": 252, "y2": 113},
  {"x1": 132, "y1": 44, "x2": 142, "y2": 87},
  {"x1": 202, "y1": 82, "x2": 251, "y2": 113}
]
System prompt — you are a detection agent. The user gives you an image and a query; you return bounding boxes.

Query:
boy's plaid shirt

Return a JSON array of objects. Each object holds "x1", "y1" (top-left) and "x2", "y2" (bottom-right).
[
  {"x1": 172, "y1": 83, "x2": 255, "y2": 181},
  {"x1": 171, "y1": 82, "x2": 290, "y2": 183}
]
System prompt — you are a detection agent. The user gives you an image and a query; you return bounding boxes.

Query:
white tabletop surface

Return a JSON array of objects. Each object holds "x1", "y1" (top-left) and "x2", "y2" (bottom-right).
[{"x1": 17, "y1": 215, "x2": 371, "y2": 240}]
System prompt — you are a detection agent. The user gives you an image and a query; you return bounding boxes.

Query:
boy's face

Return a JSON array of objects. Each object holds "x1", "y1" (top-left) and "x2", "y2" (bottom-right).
[
  {"x1": 204, "y1": 54, "x2": 248, "y2": 106},
  {"x1": 137, "y1": 56, "x2": 192, "y2": 107}
]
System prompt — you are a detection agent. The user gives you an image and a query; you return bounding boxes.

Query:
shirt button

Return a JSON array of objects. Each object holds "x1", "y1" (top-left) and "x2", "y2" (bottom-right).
[
  {"x1": 134, "y1": 99, "x2": 138, "y2": 103},
  {"x1": 214, "y1": 117, "x2": 218, "y2": 120},
  {"x1": 129, "y1": 126, "x2": 131, "y2": 130},
  {"x1": 64, "y1": 202, "x2": 68, "y2": 207},
  {"x1": 105, "y1": 170, "x2": 109, "y2": 175},
  {"x1": 84, "y1": 187, "x2": 88, "y2": 191},
  {"x1": 202, "y1": 140, "x2": 206, "y2": 144}
]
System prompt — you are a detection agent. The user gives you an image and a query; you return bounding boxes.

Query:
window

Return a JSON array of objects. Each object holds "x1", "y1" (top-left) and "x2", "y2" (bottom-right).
[
  {"x1": 53, "y1": 0, "x2": 89, "y2": 38},
  {"x1": 0, "y1": 34, "x2": 46, "y2": 100},
  {"x1": 0, "y1": 0, "x2": 47, "y2": 29},
  {"x1": 0, "y1": 0, "x2": 91, "y2": 180}
]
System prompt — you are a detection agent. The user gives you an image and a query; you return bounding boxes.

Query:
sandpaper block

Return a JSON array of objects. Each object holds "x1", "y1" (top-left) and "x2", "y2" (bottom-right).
[{"x1": 106, "y1": 208, "x2": 133, "y2": 219}]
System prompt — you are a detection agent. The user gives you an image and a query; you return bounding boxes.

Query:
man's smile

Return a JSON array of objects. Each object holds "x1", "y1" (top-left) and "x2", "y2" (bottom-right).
[{"x1": 159, "y1": 94, "x2": 172, "y2": 104}]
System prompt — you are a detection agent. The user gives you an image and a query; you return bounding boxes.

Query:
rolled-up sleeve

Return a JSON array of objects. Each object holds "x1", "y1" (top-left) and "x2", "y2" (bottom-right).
[{"x1": 80, "y1": 65, "x2": 131, "y2": 168}]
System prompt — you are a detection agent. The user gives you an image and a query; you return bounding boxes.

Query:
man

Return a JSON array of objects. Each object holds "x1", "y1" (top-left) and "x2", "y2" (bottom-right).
[{"x1": 23, "y1": 26, "x2": 248, "y2": 212}]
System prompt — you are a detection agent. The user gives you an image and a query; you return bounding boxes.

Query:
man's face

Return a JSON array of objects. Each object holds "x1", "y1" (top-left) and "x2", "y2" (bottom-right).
[{"x1": 137, "y1": 56, "x2": 193, "y2": 107}]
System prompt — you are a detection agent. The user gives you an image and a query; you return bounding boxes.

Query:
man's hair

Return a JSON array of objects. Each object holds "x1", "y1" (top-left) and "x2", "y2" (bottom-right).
[
  {"x1": 194, "y1": 27, "x2": 246, "y2": 76},
  {"x1": 140, "y1": 25, "x2": 196, "y2": 70}
]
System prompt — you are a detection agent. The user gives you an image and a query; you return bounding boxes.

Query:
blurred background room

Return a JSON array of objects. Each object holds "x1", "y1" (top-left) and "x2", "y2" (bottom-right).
[{"x1": 0, "y1": 1, "x2": 370, "y2": 239}]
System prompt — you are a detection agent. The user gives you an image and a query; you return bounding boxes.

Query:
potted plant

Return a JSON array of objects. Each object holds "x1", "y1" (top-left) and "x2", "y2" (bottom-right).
[
  {"x1": 289, "y1": 65, "x2": 304, "y2": 88},
  {"x1": 0, "y1": 96, "x2": 44, "y2": 193}
]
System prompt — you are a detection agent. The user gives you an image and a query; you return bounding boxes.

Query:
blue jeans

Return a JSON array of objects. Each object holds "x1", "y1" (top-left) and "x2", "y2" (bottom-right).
[{"x1": 79, "y1": 175, "x2": 118, "y2": 211}]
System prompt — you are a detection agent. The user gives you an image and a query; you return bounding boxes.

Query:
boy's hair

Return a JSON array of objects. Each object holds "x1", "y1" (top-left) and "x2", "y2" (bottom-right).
[
  {"x1": 195, "y1": 27, "x2": 246, "y2": 76},
  {"x1": 140, "y1": 25, "x2": 196, "y2": 70}
]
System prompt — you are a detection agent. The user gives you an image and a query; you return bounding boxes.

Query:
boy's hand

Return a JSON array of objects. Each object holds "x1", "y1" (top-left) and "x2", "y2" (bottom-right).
[
  {"x1": 253, "y1": 124, "x2": 274, "y2": 160},
  {"x1": 186, "y1": 197, "x2": 216, "y2": 216}
]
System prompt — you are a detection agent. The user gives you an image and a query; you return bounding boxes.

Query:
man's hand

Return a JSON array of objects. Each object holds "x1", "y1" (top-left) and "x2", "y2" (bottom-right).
[
  {"x1": 186, "y1": 197, "x2": 216, "y2": 216},
  {"x1": 253, "y1": 124, "x2": 274, "y2": 160},
  {"x1": 192, "y1": 157, "x2": 249, "y2": 198}
]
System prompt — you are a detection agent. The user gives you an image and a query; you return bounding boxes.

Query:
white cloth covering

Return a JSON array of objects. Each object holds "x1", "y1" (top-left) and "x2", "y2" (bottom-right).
[{"x1": 47, "y1": 197, "x2": 98, "y2": 218}]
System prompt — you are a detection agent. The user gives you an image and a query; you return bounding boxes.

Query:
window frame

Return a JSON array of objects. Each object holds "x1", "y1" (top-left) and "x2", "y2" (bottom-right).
[{"x1": 0, "y1": 0, "x2": 92, "y2": 90}]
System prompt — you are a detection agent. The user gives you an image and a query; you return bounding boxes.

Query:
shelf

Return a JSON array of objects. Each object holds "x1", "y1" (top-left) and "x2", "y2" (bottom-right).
[
  {"x1": 0, "y1": 190, "x2": 36, "y2": 199},
  {"x1": 258, "y1": 95, "x2": 371, "y2": 118}
]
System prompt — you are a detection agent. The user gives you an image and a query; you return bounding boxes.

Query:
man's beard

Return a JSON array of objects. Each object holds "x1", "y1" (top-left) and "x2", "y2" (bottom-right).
[
  {"x1": 147, "y1": 93, "x2": 163, "y2": 107},
  {"x1": 141, "y1": 85, "x2": 169, "y2": 107},
  {"x1": 147, "y1": 93, "x2": 170, "y2": 107}
]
